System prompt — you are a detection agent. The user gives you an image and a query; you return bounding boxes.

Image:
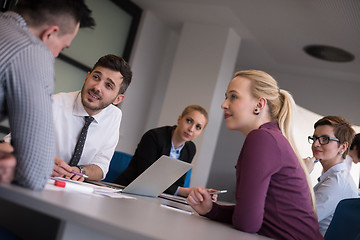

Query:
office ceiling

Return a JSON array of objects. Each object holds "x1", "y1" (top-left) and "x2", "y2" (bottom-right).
[{"x1": 132, "y1": 0, "x2": 360, "y2": 83}]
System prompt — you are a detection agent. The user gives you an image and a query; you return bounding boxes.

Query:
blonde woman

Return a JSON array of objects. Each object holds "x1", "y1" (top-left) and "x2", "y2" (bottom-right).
[
  {"x1": 114, "y1": 105, "x2": 208, "y2": 197},
  {"x1": 187, "y1": 70, "x2": 322, "y2": 239}
]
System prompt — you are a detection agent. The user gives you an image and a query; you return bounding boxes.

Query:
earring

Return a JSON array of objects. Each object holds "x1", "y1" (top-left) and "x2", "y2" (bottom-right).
[{"x1": 254, "y1": 109, "x2": 259, "y2": 115}]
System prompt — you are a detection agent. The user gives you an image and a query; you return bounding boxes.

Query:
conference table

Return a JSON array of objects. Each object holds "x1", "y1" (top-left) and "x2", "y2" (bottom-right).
[{"x1": 0, "y1": 182, "x2": 271, "y2": 240}]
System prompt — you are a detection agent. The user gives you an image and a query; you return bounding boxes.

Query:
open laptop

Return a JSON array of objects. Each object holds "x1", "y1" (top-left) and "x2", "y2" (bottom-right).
[{"x1": 121, "y1": 155, "x2": 192, "y2": 197}]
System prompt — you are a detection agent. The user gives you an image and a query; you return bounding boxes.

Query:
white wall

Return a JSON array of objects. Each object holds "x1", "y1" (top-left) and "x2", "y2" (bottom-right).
[
  {"x1": 113, "y1": 7, "x2": 360, "y2": 202},
  {"x1": 273, "y1": 70, "x2": 360, "y2": 126},
  {"x1": 156, "y1": 22, "x2": 241, "y2": 187},
  {"x1": 116, "y1": 11, "x2": 179, "y2": 154}
]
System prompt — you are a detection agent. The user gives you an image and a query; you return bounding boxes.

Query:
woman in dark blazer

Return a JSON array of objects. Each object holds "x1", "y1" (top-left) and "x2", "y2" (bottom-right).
[{"x1": 114, "y1": 105, "x2": 208, "y2": 196}]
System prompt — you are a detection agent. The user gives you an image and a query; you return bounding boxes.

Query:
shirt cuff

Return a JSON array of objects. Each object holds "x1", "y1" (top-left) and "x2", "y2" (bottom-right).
[
  {"x1": 203, "y1": 202, "x2": 218, "y2": 218},
  {"x1": 174, "y1": 186, "x2": 180, "y2": 196}
]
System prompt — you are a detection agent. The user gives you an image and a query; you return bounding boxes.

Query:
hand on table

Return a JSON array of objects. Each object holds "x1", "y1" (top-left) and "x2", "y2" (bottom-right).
[
  {"x1": 186, "y1": 186, "x2": 213, "y2": 215},
  {"x1": 0, "y1": 151, "x2": 16, "y2": 184},
  {"x1": 0, "y1": 141, "x2": 14, "y2": 153},
  {"x1": 178, "y1": 187, "x2": 219, "y2": 202}
]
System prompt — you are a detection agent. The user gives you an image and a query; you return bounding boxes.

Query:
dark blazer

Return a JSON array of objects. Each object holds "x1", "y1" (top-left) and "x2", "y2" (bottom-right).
[{"x1": 113, "y1": 125, "x2": 196, "y2": 194}]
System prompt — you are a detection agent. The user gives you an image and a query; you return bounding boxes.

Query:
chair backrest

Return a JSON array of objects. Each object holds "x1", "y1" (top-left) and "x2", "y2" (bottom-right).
[
  {"x1": 102, "y1": 151, "x2": 133, "y2": 183},
  {"x1": 324, "y1": 198, "x2": 360, "y2": 240},
  {"x1": 183, "y1": 168, "x2": 192, "y2": 188}
]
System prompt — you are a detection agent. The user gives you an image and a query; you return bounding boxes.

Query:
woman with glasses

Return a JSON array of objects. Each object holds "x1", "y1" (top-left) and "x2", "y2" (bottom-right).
[
  {"x1": 187, "y1": 70, "x2": 321, "y2": 239},
  {"x1": 305, "y1": 116, "x2": 358, "y2": 236}
]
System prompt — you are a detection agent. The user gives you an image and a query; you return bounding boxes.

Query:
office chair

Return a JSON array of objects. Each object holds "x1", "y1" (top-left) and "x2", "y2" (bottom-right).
[
  {"x1": 324, "y1": 198, "x2": 360, "y2": 240},
  {"x1": 183, "y1": 168, "x2": 192, "y2": 188},
  {"x1": 0, "y1": 227, "x2": 21, "y2": 240},
  {"x1": 102, "y1": 151, "x2": 132, "y2": 182}
]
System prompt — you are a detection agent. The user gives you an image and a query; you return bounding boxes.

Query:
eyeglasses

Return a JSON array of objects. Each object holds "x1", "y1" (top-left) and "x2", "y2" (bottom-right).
[{"x1": 308, "y1": 136, "x2": 340, "y2": 145}]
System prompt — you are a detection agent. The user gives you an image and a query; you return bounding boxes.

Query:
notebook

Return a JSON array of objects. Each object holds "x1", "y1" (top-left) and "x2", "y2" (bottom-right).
[{"x1": 121, "y1": 155, "x2": 192, "y2": 197}]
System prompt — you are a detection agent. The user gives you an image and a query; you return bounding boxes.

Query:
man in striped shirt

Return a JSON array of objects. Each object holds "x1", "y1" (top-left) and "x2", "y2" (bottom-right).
[{"x1": 0, "y1": 0, "x2": 95, "y2": 190}]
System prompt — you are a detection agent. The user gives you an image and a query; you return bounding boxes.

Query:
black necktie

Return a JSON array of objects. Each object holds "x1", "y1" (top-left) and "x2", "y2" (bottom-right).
[{"x1": 69, "y1": 116, "x2": 94, "y2": 166}]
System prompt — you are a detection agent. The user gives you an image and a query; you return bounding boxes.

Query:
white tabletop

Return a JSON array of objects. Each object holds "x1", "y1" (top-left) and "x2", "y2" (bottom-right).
[{"x1": 0, "y1": 182, "x2": 271, "y2": 240}]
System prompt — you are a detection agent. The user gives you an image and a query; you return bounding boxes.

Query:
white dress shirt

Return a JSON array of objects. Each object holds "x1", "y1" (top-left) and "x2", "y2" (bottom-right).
[
  {"x1": 314, "y1": 162, "x2": 359, "y2": 236},
  {"x1": 344, "y1": 155, "x2": 360, "y2": 188},
  {"x1": 52, "y1": 91, "x2": 122, "y2": 178}
]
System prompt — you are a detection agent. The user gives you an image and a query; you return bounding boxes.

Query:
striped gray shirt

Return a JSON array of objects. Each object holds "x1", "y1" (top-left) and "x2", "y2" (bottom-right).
[{"x1": 0, "y1": 12, "x2": 55, "y2": 190}]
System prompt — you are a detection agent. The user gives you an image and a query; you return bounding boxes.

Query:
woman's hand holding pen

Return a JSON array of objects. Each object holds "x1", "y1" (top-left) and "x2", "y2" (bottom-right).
[
  {"x1": 303, "y1": 156, "x2": 318, "y2": 174},
  {"x1": 186, "y1": 186, "x2": 213, "y2": 215},
  {"x1": 207, "y1": 189, "x2": 222, "y2": 202},
  {"x1": 178, "y1": 187, "x2": 219, "y2": 202}
]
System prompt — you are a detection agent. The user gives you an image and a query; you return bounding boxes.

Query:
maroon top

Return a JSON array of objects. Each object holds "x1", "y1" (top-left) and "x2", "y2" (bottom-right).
[{"x1": 205, "y1": 122, "x2": 322, "y2": 240}]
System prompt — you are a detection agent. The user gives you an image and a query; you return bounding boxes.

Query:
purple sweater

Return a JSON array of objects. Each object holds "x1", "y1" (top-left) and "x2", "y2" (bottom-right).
[{"x1": 205, "y1": 122, "x2": 322, "y2": 240}]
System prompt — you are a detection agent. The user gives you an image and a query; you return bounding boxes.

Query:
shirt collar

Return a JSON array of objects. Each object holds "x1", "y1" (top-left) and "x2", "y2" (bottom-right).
[
  {"x1": 318, "y1": 162, "x2": 347, "y2": 183},
  {"x1": 171, "y1": 141, "x2": 185, "y2": 153},
  {"x1": 2, "y1": 12, "x2": 52, "y2": 58},
  {"x1": 2, "y1": 12, "x2": 27, "y2": 29},
  {"x1": 259, "y1": 121, "x2": 279, "y2": 130}
]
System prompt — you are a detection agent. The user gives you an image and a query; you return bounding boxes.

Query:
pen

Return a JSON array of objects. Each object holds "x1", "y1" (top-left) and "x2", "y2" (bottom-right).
[
  {"x1": 209, "y1": 190, "x2": 227, "y2": 195},
  {"x1": 70, "y1": 170, "x2": 89, "y2": 178}
]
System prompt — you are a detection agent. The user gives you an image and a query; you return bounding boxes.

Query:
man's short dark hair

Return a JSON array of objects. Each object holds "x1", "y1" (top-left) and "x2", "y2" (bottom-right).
[
  {"x1": 91, "y1": 54, "x2": 133, "y2": 94},
  {"x1": 350, "y1": 133, "x2": 360, "y2": 159},
  {"x1": 13, "y1": 0, "x2": 95, "y2": 34}
]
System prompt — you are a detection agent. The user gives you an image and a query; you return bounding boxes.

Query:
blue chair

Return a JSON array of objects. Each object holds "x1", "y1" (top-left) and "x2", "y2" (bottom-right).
[
  {"x1": 102, "y1": 151, "x2": 133, "y2": 183},
  {"x1": 324, "y1": 198, "x2": 360, "y2": 240},
  {"x1": 183, "y1": 168, "x2": 192, "y2": 188},
  {"x1": 0, "y1": 227, "x2": 21, "y2": 240}
]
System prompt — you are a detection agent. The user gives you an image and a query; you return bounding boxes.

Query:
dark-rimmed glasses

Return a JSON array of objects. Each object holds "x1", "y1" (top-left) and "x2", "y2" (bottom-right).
[{"x1": 308, "y1": 136, "x2": 340, "y2": 145}]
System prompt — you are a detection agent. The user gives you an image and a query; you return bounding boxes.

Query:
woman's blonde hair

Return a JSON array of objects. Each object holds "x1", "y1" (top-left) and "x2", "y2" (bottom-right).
[
  {"x1": 233, "y1": 70, "x2": 317, "y2": 215},
  {"x1": 180, "y1": 105, "x2": 209, "y2": 127}
]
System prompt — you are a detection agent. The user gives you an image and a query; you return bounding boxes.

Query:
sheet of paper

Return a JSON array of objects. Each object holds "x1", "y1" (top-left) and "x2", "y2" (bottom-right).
[
  {"x1": 159, "y1": 193, "x2": 188, "y2": 205},
  {"x1": 47, "y1": 177, "x2": 135, "y2": 199}
]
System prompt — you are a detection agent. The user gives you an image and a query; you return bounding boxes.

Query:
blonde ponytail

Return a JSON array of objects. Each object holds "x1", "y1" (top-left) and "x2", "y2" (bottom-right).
[{"x1": 278, "y1": 90, "x2": 317, "y2": 215}]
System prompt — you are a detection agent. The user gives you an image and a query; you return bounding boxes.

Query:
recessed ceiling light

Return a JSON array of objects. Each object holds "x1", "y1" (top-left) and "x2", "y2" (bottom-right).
[{"x1": 304, "y1": 45, "x2": 354, "y2": 62}]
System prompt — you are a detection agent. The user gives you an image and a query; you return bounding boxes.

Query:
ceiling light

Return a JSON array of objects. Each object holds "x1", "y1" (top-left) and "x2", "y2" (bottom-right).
[{"x1": 304, "y1": 45, "x2": 354, "y2": 62}]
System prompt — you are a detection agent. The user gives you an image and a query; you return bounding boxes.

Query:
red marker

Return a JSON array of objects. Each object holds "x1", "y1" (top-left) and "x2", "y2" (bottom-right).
[{"x1": 54, "y1": 180, "x2": 93, "y2": 194}]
